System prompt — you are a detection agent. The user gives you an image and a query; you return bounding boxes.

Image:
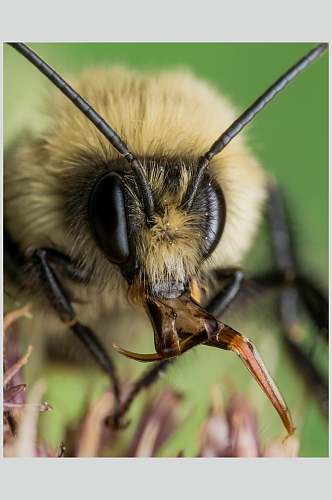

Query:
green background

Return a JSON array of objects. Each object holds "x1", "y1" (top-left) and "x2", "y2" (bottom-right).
[{"x1": 3, "y1": 43, "x2": 329, "y2": 457}]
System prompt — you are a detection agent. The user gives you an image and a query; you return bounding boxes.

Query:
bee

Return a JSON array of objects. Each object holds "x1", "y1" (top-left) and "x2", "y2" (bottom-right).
[{"x1": 4, "y1": 43, "x2": 328, "y2": 436}]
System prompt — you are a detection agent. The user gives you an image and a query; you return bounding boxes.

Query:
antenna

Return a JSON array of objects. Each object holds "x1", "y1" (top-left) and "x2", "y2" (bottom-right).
[
  {"x1": 8, "y1": 42, "x2": 155, "y2": 219},
  {"x1": 184, "y1": 43, "x2": 328, "y2": 209}
]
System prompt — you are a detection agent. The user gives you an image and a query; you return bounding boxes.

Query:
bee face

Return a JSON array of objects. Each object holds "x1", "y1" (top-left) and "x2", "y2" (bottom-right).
[
  {"x1": 5, "y1": 64, "x2": 266, "y2": 295},
  {"x1": 88, "y1": 157, "x2": 226, "y2": 298}
]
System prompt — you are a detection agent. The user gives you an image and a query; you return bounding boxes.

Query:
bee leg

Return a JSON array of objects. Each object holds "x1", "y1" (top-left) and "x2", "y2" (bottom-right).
[
  {"x1": 293, "y1": 275, "x2": 328, "y2": 342},
  {"x1": 206, "y1": 269, "x2": 245, "y2": 316},
  {"x1": 266, "y1": 179, "x2": 328, "y2": 334},
  {"x1": 35, "y1": 247, "x2": 91, "y2": 284},
  {"x1": 278, "y1": 285, "x2": 328, "y2": 417},
  {"x1": 116, "y1": 359, "x2": 175, "y2": 420},
  {"x1": 263, "y1": 180, "x2": 328, "y2": 416},
  {"x1": 210, "y1": 269, "x2": 329, "y2": 418},
  {"x1": 277, "y1": 279, "x2": 328, "y2": 416},
  {"x1": 31, "y1": 248, "x2": 121, "y2": 411}
]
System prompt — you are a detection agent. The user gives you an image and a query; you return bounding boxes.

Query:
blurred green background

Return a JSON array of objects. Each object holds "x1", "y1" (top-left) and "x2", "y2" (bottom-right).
[{"x1": 3, "y1": 43, "x2": 328, "y2": 457}]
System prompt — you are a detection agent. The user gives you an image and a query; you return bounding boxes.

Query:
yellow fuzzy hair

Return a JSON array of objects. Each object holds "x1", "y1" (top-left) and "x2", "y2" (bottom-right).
[{"x1": 4, "y1": 66, "x2": 267, "y2": 343}]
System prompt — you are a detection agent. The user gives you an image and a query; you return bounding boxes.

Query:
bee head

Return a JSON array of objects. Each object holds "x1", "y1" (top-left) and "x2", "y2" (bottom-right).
[
  {"x1": 88, "y1": 158, "x2": 225, "y2": 299},
  {"x1": 10, "y1": 43, "x2": 327, "y2": 300}
]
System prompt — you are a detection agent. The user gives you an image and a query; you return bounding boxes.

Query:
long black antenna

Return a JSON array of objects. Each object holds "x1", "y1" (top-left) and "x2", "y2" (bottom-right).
[
  {"x1": 185, "y1": 43, "x2": 328, "y2": 209},
  {"x1": 8, "y1": 42, "x2": 155, "y2": 219}
]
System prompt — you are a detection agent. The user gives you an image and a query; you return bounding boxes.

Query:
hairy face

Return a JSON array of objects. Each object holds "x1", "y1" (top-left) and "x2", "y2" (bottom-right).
[
  {"x1": 5, "y1": 67, "x2": 266, "y2": 303},
  {"x1": 88, "y1": 157, "x2": 226, "y2": 299}
]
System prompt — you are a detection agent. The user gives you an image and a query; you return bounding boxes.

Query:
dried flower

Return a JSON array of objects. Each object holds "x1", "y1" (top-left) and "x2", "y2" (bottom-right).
[
  {"x1": 3, "y1": 305, "x2": 53, "y2": 456},
  {"x1": 3, "y1": 306, "x2": 299, "y2": 458},
  {"x1": 126, "y1": 389, "x2": 182, "y2": 457},
  {"x1": 198, "y1": 385, "x2": 298, "y2": 457}
]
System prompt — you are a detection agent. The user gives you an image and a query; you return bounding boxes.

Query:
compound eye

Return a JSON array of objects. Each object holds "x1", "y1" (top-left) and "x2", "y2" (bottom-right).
[
  {"x1": 88, "y1": 172, "x2": 130, "y2": 264},
  {"x1": 203, "y1": 181, "x2": 226, "y2": 258}
]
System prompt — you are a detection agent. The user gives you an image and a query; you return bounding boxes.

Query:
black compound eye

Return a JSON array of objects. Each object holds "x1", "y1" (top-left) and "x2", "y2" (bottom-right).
[
  {"x1": 88, "y1": 172, "x2": 130, "y2": 264},
  {"x1": 202, "y1": 181, "x2": 226, "y2": 258}
]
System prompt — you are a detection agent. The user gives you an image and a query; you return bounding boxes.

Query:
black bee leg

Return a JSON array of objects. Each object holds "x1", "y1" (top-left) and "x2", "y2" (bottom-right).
[
  {"x1": 116, "y1": 359, "x2": 174, "y2": 421},
  {"x1": 31, "y1": 248, "x2": 121, "y2": 409},
  {"x1": 276, "y1": 278, "x2": 328, "y2": 417},
  {"x1": 294, "y1": 275, "x2": 328, "y2": 343},
  {"x1": 206, "y1": 269, "x2": 245, "y2": 316},
  {"x1": 33, "y1": 247, "x2": 91, "y2": 284},
  {"x1": 278, "y1": 285, "x2": 328, "y2": 417},
  {"x1": 266, "y1": 179, "x2": 328, "y2": 334},
  {"x1": 265, "y1": 180, "x2": 328, "y2": 417}
]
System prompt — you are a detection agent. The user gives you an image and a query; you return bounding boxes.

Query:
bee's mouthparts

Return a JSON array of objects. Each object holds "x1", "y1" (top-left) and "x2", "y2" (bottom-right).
[
  {"x1": 112, "y1": 292, "x2": 295, "y2": 436},
  {"x1": 149, "y1": 280, "x2": 186, "y2": 299}
]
